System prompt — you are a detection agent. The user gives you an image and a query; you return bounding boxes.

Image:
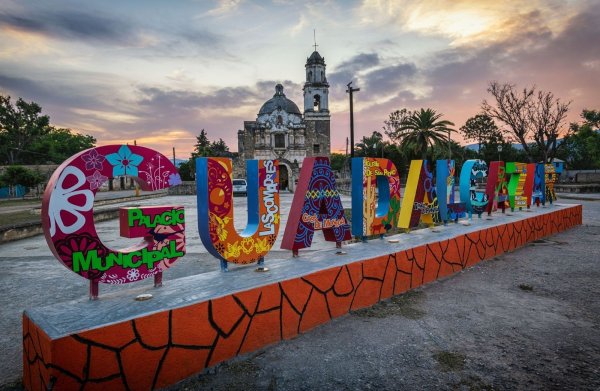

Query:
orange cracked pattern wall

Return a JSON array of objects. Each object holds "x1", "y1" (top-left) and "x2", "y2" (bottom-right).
[{"x1": 23, "y1": 205, "x2": 582, "y2": 391}]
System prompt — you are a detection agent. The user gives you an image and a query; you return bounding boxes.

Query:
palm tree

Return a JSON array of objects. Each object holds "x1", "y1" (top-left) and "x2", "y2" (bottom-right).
[
  {"x1": 355, "y1": 131, "x2": 387, "y2": 158},
  {"x1": 395, "y1": 108, "x2": 455, "y2": 160}
]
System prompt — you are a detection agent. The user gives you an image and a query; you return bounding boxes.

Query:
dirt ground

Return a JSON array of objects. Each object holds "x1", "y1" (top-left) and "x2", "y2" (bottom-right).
[{"x1": 1, "y1": 199, "x2": 599, "y2": 390}]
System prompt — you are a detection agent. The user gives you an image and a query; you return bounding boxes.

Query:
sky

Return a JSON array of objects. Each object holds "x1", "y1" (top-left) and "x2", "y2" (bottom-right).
[{"x1": 0, "y1": 0, "x2": 599, "y2": 159}]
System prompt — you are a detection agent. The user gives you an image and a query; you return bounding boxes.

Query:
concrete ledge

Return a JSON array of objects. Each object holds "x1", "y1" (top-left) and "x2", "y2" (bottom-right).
[
  {"x1": 555, "y1": 183, "x2": 600, "y2": 193},
  {"x1": 23, "y1": 204, "x2": 582, "y2": 390}
]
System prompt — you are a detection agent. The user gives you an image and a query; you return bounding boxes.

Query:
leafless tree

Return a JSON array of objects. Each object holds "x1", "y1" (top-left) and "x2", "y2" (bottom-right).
[
  {"x1": 529, "y1": 90, "x2": 570, "y2": 163},
  {"x1": 482, "y1": 81, "x2": 570, "y2": 163}
]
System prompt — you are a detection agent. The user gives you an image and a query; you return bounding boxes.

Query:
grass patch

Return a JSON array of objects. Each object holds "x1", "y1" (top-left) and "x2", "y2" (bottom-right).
[
  {"x1": 518, "y1": 284, "x2": 534, "y2": 291},
  {"x1": 0, "y1": 199, "x2": 40, "y2": 207},
  {"x1": 0, "y1": 210, "x2": 40, "y2": 227},
  {"x1": 352, "y1": 290, "x2": 425, "y2": 319},
  {"x1": 452, "y1": 375, "x2": 494, "y2": 391},
  {"x1": 225, "y1": 358, "x2": 261, "y2": 375},
  {"x1": 434, "y1": 350, "x2": 466, "y2": 372}
]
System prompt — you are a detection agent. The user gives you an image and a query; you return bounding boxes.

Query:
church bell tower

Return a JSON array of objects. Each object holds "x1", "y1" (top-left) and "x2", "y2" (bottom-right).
[{"x1": 303, "y1": 47, "x2": 331, "y2": 156}]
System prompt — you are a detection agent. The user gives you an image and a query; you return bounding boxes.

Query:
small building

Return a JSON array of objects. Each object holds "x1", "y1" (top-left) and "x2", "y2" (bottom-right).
[{"x1": 237, "y1": 50, "x2": 331, "y2": 192}]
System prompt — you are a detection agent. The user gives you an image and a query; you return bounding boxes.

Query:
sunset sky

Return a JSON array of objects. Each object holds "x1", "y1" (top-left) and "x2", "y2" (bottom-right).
[{"x1": 0, "y1": 0, "x2": 598, "y2": 159}]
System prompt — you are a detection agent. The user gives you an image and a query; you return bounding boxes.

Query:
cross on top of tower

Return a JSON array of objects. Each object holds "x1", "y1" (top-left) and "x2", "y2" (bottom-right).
[{"x1": 313, "y1": 29, "x2": 318, "y2": 52}]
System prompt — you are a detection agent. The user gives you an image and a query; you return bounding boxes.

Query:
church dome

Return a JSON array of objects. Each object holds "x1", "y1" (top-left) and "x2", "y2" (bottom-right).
[
  {"x1": 258, "y1": 84, "x2": 301, "y2": 116},
  {"x1": 306, "y1": 51, "x2": 325, "y2": 66}
]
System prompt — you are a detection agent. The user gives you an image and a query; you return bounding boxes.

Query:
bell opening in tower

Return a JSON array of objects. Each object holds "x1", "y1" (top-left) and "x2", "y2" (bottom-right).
[{"x1": 313, "y1": 94, "x2": 321, "y2": 111}]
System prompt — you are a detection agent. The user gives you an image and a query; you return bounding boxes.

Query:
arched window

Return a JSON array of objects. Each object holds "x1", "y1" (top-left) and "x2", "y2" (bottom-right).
[
  {"x1": 274, "y1": 133, "x2": 285, "y2": 148},
  {"x1": 313, "y1": 94, "x2": 321, "y2": 111},
  {"x1": 308, "y1": 71, "x2": 313, "y2": 80}
]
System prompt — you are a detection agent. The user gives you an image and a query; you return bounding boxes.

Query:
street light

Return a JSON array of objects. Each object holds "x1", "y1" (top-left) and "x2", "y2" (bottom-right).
[
  {"x1": 346, "y1": 81, "x2": 360, "y2": 158},
  {"x1": 497, "y1": 144, "x2": 503, "y2": 161}
]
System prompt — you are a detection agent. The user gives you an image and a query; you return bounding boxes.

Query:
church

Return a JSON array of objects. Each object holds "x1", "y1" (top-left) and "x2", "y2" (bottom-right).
[{"x1": 237, "y1": 49, "x2": 331, "y2": 192}]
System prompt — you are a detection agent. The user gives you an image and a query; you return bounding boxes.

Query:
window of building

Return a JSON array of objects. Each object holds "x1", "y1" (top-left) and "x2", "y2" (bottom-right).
[
  {"x1": 274, "y1": 133, "x2": 285, "y2": 148},
  {"x1": 313, "y1": 144, "x2": 320, "y2": 153}
]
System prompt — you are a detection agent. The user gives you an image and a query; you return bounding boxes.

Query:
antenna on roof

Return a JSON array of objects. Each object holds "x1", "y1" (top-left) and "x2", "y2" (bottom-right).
[{"x1": 313, "y1": 29, "x2": 318, "y2": 52}]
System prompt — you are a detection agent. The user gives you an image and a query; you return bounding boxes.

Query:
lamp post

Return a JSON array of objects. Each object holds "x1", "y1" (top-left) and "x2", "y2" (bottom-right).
[
  {"x1": 346, "y1": 81, "x2": 360, "y2": 158},
  {"x1": 497, "y1": 144, "x2": 503, "y2": 161}
]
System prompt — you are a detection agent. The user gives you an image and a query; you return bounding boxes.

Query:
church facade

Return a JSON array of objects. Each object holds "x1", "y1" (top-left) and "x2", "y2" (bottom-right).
[{"x1": 237, "y1": 50, "x2": 331, "y2": 192}]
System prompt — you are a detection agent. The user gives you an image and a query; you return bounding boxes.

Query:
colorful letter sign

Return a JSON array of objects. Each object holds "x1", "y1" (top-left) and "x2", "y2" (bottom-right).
[
  {"x1": 351, "y1": 157, "x2": 401, "y2": 238},
  {"x1": 196, "y1": 158, "x2": 279, "y2": 269},
  {"x1": 42, "y1": 145, "x2": 185, "y2": 297},
  {"x1": 281, "y1": 156, "x2": 351, "y2": 253},
  {"x1": 506, "y1": 162, "x2": 529, "y2": 211},
  {"x1": 436, "y1": 159, "x2": 466, "y2": 224},
  {"x1": 460, "y1": 159, "x2": 489, "y2": 219},
  {"x1": 545, "y1": 163, "x2": 558, "y2": 205},
  {"x1": 532, "y1": 164, "x2": 546, "y2": 206},
  {"x1": 398, "y1": 160, "x2": 439, "y2": 229},
  {"x1": 486, "y1": 161, "x2": 509, "y2": 214}
]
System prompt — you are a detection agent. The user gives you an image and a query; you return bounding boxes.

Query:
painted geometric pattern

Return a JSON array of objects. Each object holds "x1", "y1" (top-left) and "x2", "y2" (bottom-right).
[{"x1": 23, "y1": 205, "x2": 582, "y2": 391}]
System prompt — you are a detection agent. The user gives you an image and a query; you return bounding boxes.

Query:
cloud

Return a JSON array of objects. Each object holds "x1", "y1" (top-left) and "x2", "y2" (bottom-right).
[
  {"x1": 0, "y1": 73, "x2": 112, "y2": 112},
  {"x1": 357, "y1": 0, "x2": 583, "y2": 46},
  {"x1": 202, "y1": 0, "x2": 243, "y2": 17},
  {"x1": 346, "y1": 1, "x2": 600, "y2": 141},
  {"x1": 328, "y1": 53, "x2": 381, "y2": 91},
  {"x1": 363, "y1": 63, "x2": 417, "y2": 96},
  {"x1": 0, "y1": 8, "x2": 137, "y2": 45}
]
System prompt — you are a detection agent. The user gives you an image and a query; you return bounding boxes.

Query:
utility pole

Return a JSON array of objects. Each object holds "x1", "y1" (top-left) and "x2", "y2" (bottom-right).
[
  {"x1": 172, "y1": 147, "x2": 176, "y2": 167},
  {"x1": 346, "y1": 82, "x2": 360, "y2": 158},
  {"x1": 448, "y1": 129, "x2": 451, "y2": 160},
  {"x1": 345, "y1": 137, "x2": 349, "y2": 156}
]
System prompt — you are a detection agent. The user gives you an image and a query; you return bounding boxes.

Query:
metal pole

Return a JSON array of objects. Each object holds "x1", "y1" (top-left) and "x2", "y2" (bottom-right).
[
  {"x1": 172, "y1": 147, "x2": 176, "y2": 167},
  {"x1": 346, "y1": 82, "x2": 360, "y2": 159},
  {"x1": 345, "y1": 137, "x2": 348, "y2": 156},
  {"x1": 448, "y1": 129, "x2": 451, "y2": 160}
]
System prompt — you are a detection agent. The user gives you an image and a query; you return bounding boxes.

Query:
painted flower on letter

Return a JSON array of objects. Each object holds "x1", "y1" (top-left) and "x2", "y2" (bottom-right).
[
  {"x1": 106, "y1": 145, "x2": 143, "y2": 177},
  {"x1": 81, "y1": 149, "x2": 106, "y2": 171},
  {"x1": 126, "y1": 268, "x2": 140, "y2": 282},
  {"x1": 86, "y1": 170, "x2": 108, "y2": 190},
  {"x1": 48, "y1": 166, "x2": 95, "y2": 237}
]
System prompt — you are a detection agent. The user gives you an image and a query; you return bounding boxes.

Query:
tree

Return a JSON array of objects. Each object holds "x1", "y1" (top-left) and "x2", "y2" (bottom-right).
[
  {"x1": 355, "y1": 131, "x2": 386, "y2": 158},
  {"x1": 0, "y1": 95, "x2": 50, "y2": 164},
  {"x1": 561, "y1": 109, "x2": 600, "y2": 169},
  {"x1": 192, "y1": 129, "x2": 211, "y2": 157},
  {"x1": 383, "y1": 108, "x2": 413, "y2": 143},
  {"x1": 581, "y1": 109, "x2": 600, "y2": 128},
  {"x1": 208, "y1": 138, "x2": 231, "y2": 157},
  {"x1": 460, "y1": 114, "x2": 502, "y2": 156},
  {"x1": 178, "y1": 130, "x2": 234, "y2": 180},
  {"x1": 393, "y1": 108, "x2": 455, "y2": 160},
  {"x1": 482, "y1": 82, "x2": 570, "y2": 163},
  {"x1": 329, "y1": 153, "x2": 347, "y2": 172},
  {"x1": 27, "y1": 127, "x2": 96, "y2": 164},
  {"x1": 0, "y1": 165, "x2": 44, "y2": 196}
]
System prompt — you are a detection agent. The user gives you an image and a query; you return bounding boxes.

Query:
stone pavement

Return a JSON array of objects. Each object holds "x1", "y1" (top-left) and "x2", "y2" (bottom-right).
[{"x1": 1, "y1": 196, "x2": 599, "y2": 390}]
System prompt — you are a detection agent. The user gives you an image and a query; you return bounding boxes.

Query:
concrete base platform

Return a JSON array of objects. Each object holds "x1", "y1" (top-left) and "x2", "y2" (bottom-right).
[{"x1": 23, "y1": 204, "x2": 582, "y2": 390}]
